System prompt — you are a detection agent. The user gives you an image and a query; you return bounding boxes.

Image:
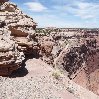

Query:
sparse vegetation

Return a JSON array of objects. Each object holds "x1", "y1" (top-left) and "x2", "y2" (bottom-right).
[{"x1": 52, "y1": 70, "x2": 62, "y2": 80}]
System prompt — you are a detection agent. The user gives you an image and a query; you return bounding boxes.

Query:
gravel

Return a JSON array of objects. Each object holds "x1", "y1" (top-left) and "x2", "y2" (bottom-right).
[{"x1": 0, "y1": 59, "x2": 76, "y2": 99}]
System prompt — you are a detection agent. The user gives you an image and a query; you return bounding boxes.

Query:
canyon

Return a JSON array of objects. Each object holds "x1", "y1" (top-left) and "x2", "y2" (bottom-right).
[
  {"x1": 0, "y1": 0, "x2": 99, "y2": 99},
  {"x1": 36, "y1": 27, "x2": 99, "y2": 95}
]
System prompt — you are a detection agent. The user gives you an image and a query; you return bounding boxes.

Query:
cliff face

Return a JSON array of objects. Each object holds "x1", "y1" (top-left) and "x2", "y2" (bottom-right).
[
  {"x1": 0, "y1": 0, "x2": 38, "y2": 75},
  {"x1": 0, "y1": 27, "x2": 24, "y2": 76},
  {"x1": 73, "y1": 37, "x2": 99, "y2": 95},
  {"x1": 0, "y1": 1, "x2": 38, "y2": 55}
]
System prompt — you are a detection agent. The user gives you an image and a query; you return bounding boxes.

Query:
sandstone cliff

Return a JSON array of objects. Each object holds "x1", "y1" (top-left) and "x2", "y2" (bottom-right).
[
  {"x1": 0, "y1": 0, "x2": 38, "y2": 55},
  {"x1": 0, "y1": 0, "x2": 38, "y2": 75}
]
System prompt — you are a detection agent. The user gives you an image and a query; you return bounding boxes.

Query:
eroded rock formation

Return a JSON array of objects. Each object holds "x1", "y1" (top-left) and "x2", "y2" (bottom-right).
[
  {"x1": 54, "y1": 34, "x2": 99, "y2": 95},
  {"x1": 36, "y1": 28, "x2": 99, "y2": 95},
  {"x1": 0, "y1": 1, "x2": 38, "y2": 55},
  {"x1": 0, "y1": 0, "x2": 38, "y2": 76},
  {"x1": 0, "y1": 28, "x2": 24, "y2": 76}
]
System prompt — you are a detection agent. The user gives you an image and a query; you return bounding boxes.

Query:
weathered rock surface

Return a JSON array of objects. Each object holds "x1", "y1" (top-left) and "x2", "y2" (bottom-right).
[
  {"x1": 36, "y1": 28, "x2": 99, "y2": 95},
  {"x1": 39, "y1": 36, "x2": 54, "y2": 64},
  {"x1": 0, "y1": 0, "x2": 99, "y2": 97},
  {"x1": 0, "y1": 0, "x2": 39, "y2": 76},
  {"x1": 53, "y1": 34, "x2": 99, "y2": 95},
  {"x1": 0, "y1": 1, "x2": 38, "y2": 55},
  {"x1": 0, "y1": 28, "x2": 24, "y2": 76}
]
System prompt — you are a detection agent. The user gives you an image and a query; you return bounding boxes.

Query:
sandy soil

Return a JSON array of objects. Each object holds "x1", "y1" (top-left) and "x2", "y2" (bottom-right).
[{"x1": 0, "y1": 58, "x2": 76, "y2": 99}]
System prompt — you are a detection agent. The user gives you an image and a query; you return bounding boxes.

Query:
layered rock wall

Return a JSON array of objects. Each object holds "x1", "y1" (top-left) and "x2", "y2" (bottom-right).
[
  {"x1": 0, "y1": 0, "x2": 38, "y2": 75},
  {"x1": 0, "y1": 1, "x2": 38, "y2": 55},
  {"x1": 0, "y1": 28, "x2": 24, "y2": 76}
]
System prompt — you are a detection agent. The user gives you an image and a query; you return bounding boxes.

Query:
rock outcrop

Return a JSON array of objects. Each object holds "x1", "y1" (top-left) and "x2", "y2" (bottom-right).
[
  {"x1": 0, "y1": 0, "x2": 38, "y2": 76},
  {"x1": 0, "y1": 28, "x2": 24, "y2": 76},
  {"x1": 39, "y1": 36, "x2": 54, "y2": 64},
  {"x1": 0, "y1": 1, "x2": 38, "y2": 55}
]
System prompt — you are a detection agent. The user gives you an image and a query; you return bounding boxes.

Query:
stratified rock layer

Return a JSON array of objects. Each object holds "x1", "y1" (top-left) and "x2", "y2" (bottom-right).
[
  {"x1": 0, "y1": 1, "x2": 38, "y2": 55},
  {"x1": 0, "y1": 28, "x2": 24, "y2": 76},
  {"x1": 0, "y1": 0, "x2": 38, "y2": 76}
]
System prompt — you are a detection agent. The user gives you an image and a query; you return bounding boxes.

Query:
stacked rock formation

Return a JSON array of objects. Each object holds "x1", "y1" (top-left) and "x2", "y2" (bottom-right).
[
  {"x1": 0, "y1": 0, "x2": 38, "y2": 55},
  {"x1": 0, "y1": 27, "x2": 24, "y2": 76},
  {"x1": 0, "y1": 0, "x2": 38, "y2": 76}
]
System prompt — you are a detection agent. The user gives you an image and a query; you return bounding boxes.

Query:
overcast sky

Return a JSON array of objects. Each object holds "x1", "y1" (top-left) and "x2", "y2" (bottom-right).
[{"x1": 10, "y1": 0, "x2": 99, "y2": 28}]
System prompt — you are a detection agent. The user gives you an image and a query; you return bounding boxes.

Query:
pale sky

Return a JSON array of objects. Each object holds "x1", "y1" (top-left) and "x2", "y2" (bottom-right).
[{"x1": 11, "y1": 0, "x2": 99, "y2": 28}]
